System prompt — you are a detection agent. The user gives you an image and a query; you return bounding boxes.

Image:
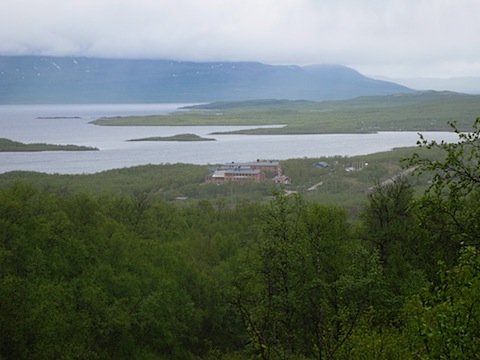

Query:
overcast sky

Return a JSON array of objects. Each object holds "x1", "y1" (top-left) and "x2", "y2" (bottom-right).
[{"x1": 1, "y1": 0, "x2": 479, "y2": 78}]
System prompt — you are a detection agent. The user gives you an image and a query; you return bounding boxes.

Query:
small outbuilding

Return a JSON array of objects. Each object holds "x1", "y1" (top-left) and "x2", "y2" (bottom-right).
[
  {"x1": 273, "y1": 174, "x2": 292, "y2": 185},
  {"x1": 314, "y1": 161, "x2": 330, "y2": 169}
]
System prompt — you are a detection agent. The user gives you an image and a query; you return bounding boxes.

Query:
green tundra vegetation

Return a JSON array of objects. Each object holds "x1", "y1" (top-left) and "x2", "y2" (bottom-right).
[
  {"x1": 0, "y1": 138, "x2": 98, "y2": 152},
  {"x1": 1, "y1": 119, "x2": 480, "y2": 359},
  {"x1": 90, "y1": 92, "x2": 480, "y2": 134}
]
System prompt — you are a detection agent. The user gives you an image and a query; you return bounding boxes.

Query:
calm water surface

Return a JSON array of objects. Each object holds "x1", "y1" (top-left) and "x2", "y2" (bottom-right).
[{"x1": 0, "y1": 104, "x2": 461, "y2": 174}]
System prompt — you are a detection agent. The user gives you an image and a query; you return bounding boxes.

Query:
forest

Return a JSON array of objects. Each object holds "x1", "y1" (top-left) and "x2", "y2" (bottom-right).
[{"x1": 1, "y1": 119, "x2": 479, "y2": 359}]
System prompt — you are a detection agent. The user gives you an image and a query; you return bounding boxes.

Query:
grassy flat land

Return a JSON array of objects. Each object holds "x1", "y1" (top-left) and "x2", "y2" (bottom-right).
[
  {"x1": 0, "y1": 138, "x2": 98, "y2": 152},
  {"x1": 90, "y1": 92, "x2": 480, "y2": 134},
  {"x1": 128, "y1": 133, "x2": 215, "y2": 141}
]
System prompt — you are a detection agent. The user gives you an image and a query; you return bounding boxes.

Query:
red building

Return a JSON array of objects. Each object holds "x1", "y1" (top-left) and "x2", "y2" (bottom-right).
[{"x1": 205, "y1": 160, "x2": 282, "y2": 184}]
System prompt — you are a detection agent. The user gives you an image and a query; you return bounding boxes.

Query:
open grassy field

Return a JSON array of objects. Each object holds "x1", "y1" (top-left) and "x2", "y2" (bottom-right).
[{"x1": 90, "y1": 92, "x2": 480, "y2": 134}]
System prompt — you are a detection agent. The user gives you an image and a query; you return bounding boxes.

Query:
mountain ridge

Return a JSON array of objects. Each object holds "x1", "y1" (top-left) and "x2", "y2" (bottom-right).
[
  {"x1": 374, "y1": 75, "x2": 480, "y2": 94},
  {"x1": 0, "y1": 55, "x2": 413, "y2": 104}
]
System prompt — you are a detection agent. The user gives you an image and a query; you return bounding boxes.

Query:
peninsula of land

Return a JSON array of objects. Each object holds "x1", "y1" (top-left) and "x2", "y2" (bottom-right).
[
  {"x1": 0, "y1": 138, "x2": 98, "y2": 152},
  {"x1": 90, "y1": 92, "x2": 480, "y2": 134}
]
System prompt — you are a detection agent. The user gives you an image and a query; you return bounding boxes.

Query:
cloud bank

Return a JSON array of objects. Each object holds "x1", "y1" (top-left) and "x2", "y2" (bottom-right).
[{"x1": 1, "y1": 0, "x2": 480, "y2": 77}]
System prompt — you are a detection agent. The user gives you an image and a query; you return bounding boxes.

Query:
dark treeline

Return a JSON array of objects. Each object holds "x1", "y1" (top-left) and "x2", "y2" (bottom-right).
[{"x1": 1, "y1": 120, "x2": 480, "y2": 359}]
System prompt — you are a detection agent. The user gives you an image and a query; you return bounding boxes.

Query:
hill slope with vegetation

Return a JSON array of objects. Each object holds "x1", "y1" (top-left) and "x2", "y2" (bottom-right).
[{"x1": 0, "y1": 144, "x2": 437, "y2": 214}]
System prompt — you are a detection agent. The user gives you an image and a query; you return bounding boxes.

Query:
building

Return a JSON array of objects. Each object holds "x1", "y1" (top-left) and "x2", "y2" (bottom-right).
[
  {"x1": 205, "y1": 160, "x2": 282, "y2": 184},
  {"x1": 273, "y1": 174, "x2": 292, "y2": 185},
  {"x1": 205, "y1": 168, "x2": 266, "y2": 183},
  {"x1": 220, "y1": 160, "x2": 281, "y2": 173},
  {"x1": 206, "y1": 170, "x2": 227, "y2": 183},
  {"x1": 225, "y1": 169, "x2": 266, "y2": 182},
  {"x1": 314, "y1": 161, "x2": 330, "y2": 169}
]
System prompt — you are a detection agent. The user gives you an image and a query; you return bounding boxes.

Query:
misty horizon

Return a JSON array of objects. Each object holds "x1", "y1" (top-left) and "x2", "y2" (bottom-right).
[{"x1": 1, "y1": 0, "x2": 479, "y2": 80}]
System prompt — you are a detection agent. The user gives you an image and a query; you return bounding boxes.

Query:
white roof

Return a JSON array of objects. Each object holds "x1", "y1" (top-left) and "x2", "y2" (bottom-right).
[{"x1": 211, "y1": 170, "x2": 225, "y2": 178}]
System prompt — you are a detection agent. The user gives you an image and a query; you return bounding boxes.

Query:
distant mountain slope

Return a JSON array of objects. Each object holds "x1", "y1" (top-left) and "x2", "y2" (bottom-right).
[
  {"x1": 376, "y1": 76, "x2": 480, "y2": 94},
  {"x1": 0, "y1": 56, "x2": 412, "y2": 104}
]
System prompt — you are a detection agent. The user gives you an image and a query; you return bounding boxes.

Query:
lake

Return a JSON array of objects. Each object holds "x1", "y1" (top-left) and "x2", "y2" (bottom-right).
[{"x1": 0, "y1": 103, "x2": 461, "y2": 174}]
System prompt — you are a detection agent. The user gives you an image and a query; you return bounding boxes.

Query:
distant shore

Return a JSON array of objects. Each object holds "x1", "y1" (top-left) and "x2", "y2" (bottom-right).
[{"x1": 89, "y1": 93, "x2": 480, "y2": 134}]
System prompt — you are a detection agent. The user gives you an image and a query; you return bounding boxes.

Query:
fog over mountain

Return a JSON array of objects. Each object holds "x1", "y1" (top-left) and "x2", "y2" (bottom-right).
[
  {"x1": 0, "y1": 56, "x2": 413, "y2": 104},
  {"x1": 374, "y1": 76, "x2": 480, "y2": 95}
]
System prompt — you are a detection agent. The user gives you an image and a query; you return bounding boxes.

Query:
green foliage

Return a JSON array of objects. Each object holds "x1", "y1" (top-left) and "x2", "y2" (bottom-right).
[
  {"x1": 360, "y1": 176, "x2": 415, "y2": 266},
  {"x1": 406, "y1": 118, "x2": 480, "y2": 198},
  {"x1": 0, "y1": 182, "x2": 253, "y2": 359},
  {"x1": 404, "y1": 118, "x2": 480, "y2": 272},
  {"x1": 0, "y1": 163, "x2": 210, "y2": 196},
  {"x1": 231, "y1": 193, "x2": 385, "y2": 359},
  {"x1": 395, "y1": 119, "x2": 480, "y2": 359},
  {"x1": 338, "y1": 310, "x2": 412, "y2": 360},
  {"x1": 405, "y1": 246, "x2": 480, "y2": 359}
]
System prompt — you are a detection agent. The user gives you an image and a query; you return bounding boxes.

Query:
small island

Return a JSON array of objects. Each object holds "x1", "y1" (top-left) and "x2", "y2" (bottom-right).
[
  {"x1": 36, "y1": 116, "x2": 82, "y2": 119},
  {"x1": 128, "y1": 134, "x2": 215, "y2": 142},
  {"x1": 0, "y1": 138, "x2": 98, "y2": 152}
]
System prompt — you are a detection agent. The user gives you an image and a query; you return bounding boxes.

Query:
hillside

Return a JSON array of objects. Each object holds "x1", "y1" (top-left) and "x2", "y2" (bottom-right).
[
  {"x1": 0, "y1": 56, "x2": 412, "y2": 104},
  {"x1": 0, "y1": 145, "x2": 444, "y2": 215}
]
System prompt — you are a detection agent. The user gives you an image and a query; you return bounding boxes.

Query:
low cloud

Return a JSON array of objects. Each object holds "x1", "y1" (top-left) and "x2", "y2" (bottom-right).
[{"x1": 1, "y1": 0, "x2": 480, "y2": 77}]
